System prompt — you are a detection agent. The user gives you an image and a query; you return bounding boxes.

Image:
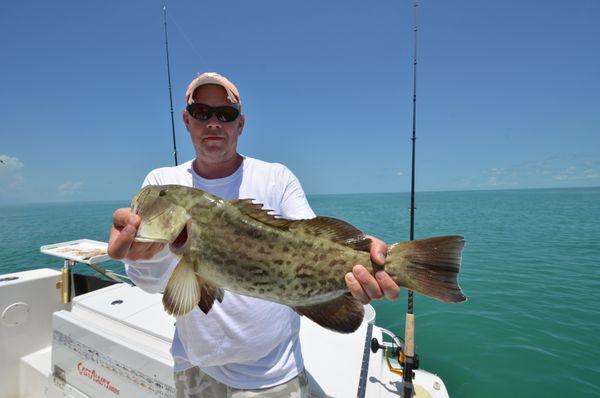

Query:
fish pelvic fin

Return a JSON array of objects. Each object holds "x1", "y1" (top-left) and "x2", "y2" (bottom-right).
[
  {"x1": 162, "y1": 257, "x2": 201, "y2": 317},
  {"x1": 388, "y1": 235, "x2": 467, "y2": 303},
  {"x1": 198, "y1": 283, "x2": 225, "y2": 314},
  {"x1": 294, "y1": 293, "x2": 365, "y2": 334}
]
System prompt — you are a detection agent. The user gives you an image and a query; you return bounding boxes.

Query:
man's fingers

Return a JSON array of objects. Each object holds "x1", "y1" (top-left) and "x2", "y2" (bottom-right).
[
  {"x1": 375, "y1": 271, "x2": 401, "y2": 300},
  {"x1": 345, "y1": 271, "x2": 370, "y2": 304},
  {"x1": 108, "y1": 223, "x2": 136, "y2": 260},
  {"x1": 108, "y1": 208, "x2": 140, "y2": 260},
  {"x1": 353, "y1": 265, "x2": 384, "y2": 300},
  {"x1": 344, "y1": 236, "x2": 394, "y2": 303},
  {"x1": 108, "y1": 207, "x2": 162, "y2": 261},
  {"x1": 112, "y1": 208, "x2": 134, "y2": 229},
  {"x1": 351, "y1": 264, "x2": 384, "y2": 303},
  {"x1": 366, "y1": 234, "x2": 387, "y2": 265}
]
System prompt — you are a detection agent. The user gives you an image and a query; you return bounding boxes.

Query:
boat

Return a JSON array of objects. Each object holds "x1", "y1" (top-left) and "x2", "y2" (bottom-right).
[{"x1": 0, "y1": 238, "x2": 450, "y2": 397}]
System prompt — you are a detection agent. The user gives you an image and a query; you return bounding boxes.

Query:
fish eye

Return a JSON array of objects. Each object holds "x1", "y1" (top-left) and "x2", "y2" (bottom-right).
[{"x1": 159, "y1": 189, "x2": 167, "y2": 197}]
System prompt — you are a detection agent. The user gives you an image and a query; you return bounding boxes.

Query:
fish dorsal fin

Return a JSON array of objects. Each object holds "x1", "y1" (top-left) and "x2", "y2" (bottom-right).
[
  {"x1": 290, "y1": 216, "x2": 372, "y2": 252},
  {"x1": 294, "y1": 294, "x2": 365, "y2": 333},
  {"x1": 229, "y1": 201, "x2": 371, "y2": 251},
  {"x1": 228, "y1": 199, "x2": 291, "y2": 229}
]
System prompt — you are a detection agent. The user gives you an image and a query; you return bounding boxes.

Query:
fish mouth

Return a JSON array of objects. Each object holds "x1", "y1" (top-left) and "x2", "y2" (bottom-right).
[{"x1": 169, "y1": 222, "x2": 189, "y2": 255}]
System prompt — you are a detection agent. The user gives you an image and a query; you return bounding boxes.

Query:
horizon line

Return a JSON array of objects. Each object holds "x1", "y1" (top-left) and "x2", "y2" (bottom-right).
[{"x1": 1, "y1": 185, "x2": 598, "y2": 207}]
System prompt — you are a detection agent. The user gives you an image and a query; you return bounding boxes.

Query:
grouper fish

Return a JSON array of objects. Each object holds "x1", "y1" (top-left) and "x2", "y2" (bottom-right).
[{"x1": 132, "y1": 185, "x2": 466, "y2": 333}]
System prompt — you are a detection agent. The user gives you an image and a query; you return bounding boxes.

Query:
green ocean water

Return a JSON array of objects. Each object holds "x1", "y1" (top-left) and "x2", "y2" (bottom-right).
[{"x1": 1, "y1": 187, "x2": 599, "y2": 397}]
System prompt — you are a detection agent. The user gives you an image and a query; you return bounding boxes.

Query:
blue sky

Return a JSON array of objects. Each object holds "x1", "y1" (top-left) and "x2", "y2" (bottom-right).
[{"x1": 1, "y1": 0, "x2": 598, "y2": 204}]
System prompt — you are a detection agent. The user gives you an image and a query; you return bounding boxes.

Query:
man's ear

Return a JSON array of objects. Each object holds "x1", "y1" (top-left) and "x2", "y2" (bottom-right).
[
  {"x1": 237, "y1": 114, "x2": 245, "y2": 136},
  {"x1": 182, "y1": 110, "x2": 191, "y2": 130}
]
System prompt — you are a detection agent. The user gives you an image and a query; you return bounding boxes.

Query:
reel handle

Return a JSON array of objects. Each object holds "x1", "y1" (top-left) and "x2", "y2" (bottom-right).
[{"x1": 371, "y1": 337, "x2": 385, "y2": 353}]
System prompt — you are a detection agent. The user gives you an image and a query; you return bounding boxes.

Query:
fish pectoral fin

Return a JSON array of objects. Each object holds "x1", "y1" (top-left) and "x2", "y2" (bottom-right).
[
  {"x1": 290, "y1": 217, "x2": 372, "y2": 252},
  {"x1": 294, "y1": 294, "x2": 365, "y2": 334},
  {"x1": 228, "y1": 199, "x2": 291, "y2": 228},
  {"x1": 162, "y1": 257, "x2": 201, "y2": 317},
  {"x1": 197, "y1": 280, "x2": 225, "y2": 314}
]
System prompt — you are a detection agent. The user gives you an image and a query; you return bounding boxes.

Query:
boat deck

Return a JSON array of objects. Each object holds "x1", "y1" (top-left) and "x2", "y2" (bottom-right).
[{"x1": 1, "y1": 268, "x2": 448, "y2": 397}]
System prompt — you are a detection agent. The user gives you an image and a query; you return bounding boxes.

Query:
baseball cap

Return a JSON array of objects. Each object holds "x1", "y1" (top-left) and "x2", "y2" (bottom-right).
[{"x1": 185, "y1": 72, "x2": 242, "y2": 108}]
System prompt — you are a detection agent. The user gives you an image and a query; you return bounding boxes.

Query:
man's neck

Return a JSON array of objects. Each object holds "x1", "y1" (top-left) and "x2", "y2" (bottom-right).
[{"x1": 192, "y1": 154, "x2": 244, "y2": 179}]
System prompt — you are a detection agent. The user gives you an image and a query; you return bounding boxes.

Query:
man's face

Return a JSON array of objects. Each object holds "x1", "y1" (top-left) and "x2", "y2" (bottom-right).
[{"x1": 182, "y1": 84, "x2": 245, "y2": 164}]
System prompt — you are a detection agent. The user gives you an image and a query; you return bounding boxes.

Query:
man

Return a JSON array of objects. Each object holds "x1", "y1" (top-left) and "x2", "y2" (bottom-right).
[{"x1": 108, "y1": 72, "x2": 400, "y2": 397}]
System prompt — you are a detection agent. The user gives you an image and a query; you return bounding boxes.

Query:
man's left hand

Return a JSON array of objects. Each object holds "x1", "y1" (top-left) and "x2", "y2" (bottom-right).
[{"x1": 344, "y1": 235, "x2": 401, "y2": 304}]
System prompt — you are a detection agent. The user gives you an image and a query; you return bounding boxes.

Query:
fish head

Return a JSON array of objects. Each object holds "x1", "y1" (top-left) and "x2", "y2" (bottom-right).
[{"x1": 131, "y1": 185, "x2": 192, "y2": 254}]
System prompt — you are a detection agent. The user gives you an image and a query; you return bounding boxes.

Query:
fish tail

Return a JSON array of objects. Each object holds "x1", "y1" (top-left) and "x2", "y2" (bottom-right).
[{"x1": 386, "y1": 235, "x2": 467, "y2": 303}]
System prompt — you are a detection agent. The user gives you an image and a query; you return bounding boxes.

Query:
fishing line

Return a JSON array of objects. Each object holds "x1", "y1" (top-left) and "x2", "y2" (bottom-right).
[
  {"x1": 162, "y1": 1, "x2": 209, "y2": 166},
  {"x1": 165, "y1": 5, "x2": 205, "y2": 64},
  {"x1": 163, "y1": 4, "x2": 178, "y2": 166}
]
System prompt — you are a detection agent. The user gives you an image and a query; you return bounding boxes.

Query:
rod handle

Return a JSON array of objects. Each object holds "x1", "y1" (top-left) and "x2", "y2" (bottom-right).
[{"x1": 404, "y1": 313, "x2": 415, "y2": 357}]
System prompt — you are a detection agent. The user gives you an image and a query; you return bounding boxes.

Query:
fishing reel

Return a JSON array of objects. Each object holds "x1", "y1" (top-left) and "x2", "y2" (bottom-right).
[{"x1": 370, "y1": 328, "x2": 419, "y2": 377}]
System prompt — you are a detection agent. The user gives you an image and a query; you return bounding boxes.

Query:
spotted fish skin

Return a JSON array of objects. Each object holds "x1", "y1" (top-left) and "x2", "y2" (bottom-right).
[
  {"x1": 189, "y1": 200, "x2": 371, "y2": 306},
  {"x1": 132, "y1": 185, "x2": 466, "y2": 333}
]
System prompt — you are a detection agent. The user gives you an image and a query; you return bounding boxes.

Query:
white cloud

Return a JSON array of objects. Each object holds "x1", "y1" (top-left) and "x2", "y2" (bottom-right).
[
  {"x1": 582, "y1": 169, "x2": 600, "y2": 179},
  {"x1": 58, "y1": 181, "x2": 83, "y2": 196},
  {"x1": 478, "y1": 167, "x2": 518, "y2": 188},
  {"x1": 457, "y1": 154, "x2": 600, "y2": 189},
  {"x1": 0, "y1": 154, "x2": 24, "y2": 171},
  {"x1": 553, "y1": 166, "x2": 577, "y2": 181},
  {"x1": 397, "y1": 171, "x2": 404, "y2": 176},
  {"x1": 487, "y1": 167, "x2": 504, "y2": 186},
  {"x1": 552, "y1": 163, "x2": 600, "y2": 182},
  {"x1": 0, "y1": 154, "x2": 25, "y2": 192}
]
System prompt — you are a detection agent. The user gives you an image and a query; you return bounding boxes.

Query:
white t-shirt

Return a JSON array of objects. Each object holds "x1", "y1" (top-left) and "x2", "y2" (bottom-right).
[{"x1": 124, "y1": 156, "x2": 316, "y2": 389}]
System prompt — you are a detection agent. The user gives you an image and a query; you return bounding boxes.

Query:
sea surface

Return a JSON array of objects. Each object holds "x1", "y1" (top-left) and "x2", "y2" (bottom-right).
[{"x1": 1, "y1": 187, "x2": 599, "y2": 397}]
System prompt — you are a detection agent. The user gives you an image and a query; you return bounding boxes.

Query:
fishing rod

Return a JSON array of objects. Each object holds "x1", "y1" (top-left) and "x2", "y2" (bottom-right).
[
  {"x1": 368, "y1": 3, "x2": 420, "y2": 395},
  {"x1": 163, "y1": 4, "x2": 178, "y2": 166},
  {"x1": 403, "y1": 1, "x2": 419, "y2": 397}
]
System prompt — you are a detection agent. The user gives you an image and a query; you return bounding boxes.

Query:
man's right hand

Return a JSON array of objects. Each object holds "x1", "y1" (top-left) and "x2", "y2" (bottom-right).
[{"x1": 108, "y1": 208, "x2": 165, "y2": 261}]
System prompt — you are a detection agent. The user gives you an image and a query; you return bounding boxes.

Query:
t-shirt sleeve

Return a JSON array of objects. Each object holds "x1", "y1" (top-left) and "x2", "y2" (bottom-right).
[
  {"x1": 123, "y1": 170, "x2": 180, "y2": 294},
  {"x1": 278, "y1": 166, "x2": 316, "y2": 220},
  {"x1": 124, "y1": 246, "x2": 179, "y2": 294}
]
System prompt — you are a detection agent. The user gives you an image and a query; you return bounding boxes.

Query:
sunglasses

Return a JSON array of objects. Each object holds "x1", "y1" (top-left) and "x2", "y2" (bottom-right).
[{"x1": 186, "y1": 103, "x2": 240, "y2": 122}]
